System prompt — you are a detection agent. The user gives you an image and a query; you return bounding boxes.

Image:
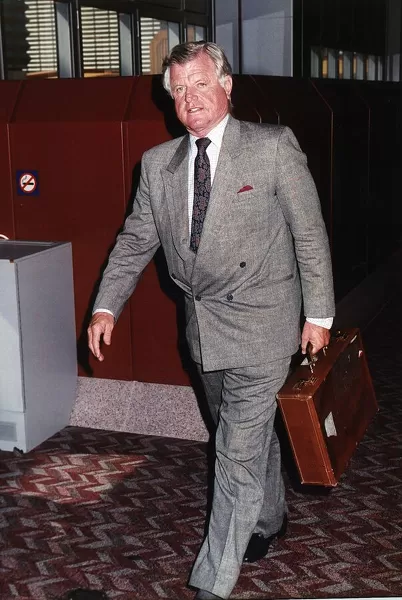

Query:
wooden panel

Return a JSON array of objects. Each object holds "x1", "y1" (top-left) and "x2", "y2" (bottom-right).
[
  {"x1": 355, "y1": 83, "x2": 402, "y2": 271},
  {"x1": 14, "y1": 77, "x2": 134, "y2": 122},
  {"x1": 10, "y1": 78, "x2": 136, "y2": 381},
  {"x1": 232, "y1": 76, "x2": 279, "y2": 124},
  {"x1": 0, "y1": 81, "x2": 22, "y2": 240},
  {"x1": 313, "y1": 80, "x2": 370, "y2": 300}
]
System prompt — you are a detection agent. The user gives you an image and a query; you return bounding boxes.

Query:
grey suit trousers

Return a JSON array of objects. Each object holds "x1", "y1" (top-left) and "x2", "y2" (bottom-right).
[{"x1": 189, "y1": 357, "x2": 291, "y2": 599}]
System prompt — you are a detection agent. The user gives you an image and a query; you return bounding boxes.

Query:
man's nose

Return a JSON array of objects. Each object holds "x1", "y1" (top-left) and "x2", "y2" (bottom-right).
[{"x1": 185, "y1": 87, "x2": 197, "y2": 103}]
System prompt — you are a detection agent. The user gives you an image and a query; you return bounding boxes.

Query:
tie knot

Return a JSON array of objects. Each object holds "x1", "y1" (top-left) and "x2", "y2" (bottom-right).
[{"x1": 196, "y1": 137, "x2": 211, "y2": 153}]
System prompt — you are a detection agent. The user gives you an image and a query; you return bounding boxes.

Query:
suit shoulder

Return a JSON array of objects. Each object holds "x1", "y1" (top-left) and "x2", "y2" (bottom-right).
[
  {"x1": 239, "y1": 120, "x2": 291, "y2": 142},
  {"x1": 238, "y1": 121, "x2": 303, "y2": 154},
  {"x1": 238, "y1": 120, "x2": 283, "y2": 134}
]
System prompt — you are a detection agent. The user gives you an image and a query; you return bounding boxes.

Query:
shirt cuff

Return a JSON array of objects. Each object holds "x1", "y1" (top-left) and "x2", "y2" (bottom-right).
[
  {"x1": 306, "y1": 317, "x2": 333, "y2": 329},
  {"x1": 93, "y1": 308, "x2": 115, "y2": 318}
]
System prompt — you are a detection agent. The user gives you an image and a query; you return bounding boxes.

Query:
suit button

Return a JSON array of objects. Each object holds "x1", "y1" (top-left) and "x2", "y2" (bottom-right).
[
  {"x1": 240, "y1": 262, "x2": 246, "y2": 268},
  {"x1": 195, "y1": 295, "x2": 202, "y2": 301},
  {"x1": 226, "y1": 293, "x2": 233, "y2": 302}
]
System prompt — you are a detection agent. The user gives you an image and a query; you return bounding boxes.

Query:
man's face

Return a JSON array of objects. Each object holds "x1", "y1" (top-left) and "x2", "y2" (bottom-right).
[{"x1": 170, "y1": 53, "x2": 232, "y2": 138}]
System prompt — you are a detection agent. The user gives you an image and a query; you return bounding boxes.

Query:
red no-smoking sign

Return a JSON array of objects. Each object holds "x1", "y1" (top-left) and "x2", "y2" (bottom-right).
[{"x1": 16, "y1": 170, "x2": 40, "y2": 196}]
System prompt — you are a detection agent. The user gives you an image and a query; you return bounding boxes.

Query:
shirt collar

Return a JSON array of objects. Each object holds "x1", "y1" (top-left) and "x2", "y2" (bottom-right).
[{"x1": 189, "y1": 114, "x2": 230, "y2": 152}]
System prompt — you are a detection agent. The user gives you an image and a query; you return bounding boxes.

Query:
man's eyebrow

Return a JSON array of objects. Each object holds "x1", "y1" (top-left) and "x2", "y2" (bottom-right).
[{"x1": 189, "y1": 74, "x2": 209, "y2": 83}]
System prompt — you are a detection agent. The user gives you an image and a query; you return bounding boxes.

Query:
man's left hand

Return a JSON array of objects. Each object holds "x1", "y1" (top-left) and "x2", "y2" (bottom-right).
[{"x1": 301, "y1": 322, "x2": 330, "y2": 355}]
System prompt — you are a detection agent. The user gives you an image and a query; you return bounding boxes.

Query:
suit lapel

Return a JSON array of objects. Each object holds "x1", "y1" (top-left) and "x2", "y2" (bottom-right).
[
  {"x1": 161, "y1": 117, "x2": 243, "y2": 267},
  {"x1": 194, "y1": 116, "x2": 242, "y2": 262},
  {"x1": 161, "y1": 135, "x2": 194, "y2": 261}
]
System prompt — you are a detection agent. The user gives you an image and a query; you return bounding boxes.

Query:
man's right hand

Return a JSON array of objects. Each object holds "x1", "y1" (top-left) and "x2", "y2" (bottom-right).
[{"x1": 87, "y1": 312, "x2": 115, "y2": 361}]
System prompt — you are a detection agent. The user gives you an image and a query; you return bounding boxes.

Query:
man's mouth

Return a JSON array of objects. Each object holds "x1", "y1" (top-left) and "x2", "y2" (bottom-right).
[{"x1": 188, "y1": 108, "x2": 202, "y2": 113}]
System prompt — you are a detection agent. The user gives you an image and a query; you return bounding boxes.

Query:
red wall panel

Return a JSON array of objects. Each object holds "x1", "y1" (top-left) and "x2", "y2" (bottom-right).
[
  {"x1": 0, "y1": 81, "x2": 22, "y2": 240},
  {"x1": 232, "y1": 76, "x2": 279, "y2": 124},
  {"x1": 10, "y1": 78, "x2": 136, "y2": 380},
  {"x1": 356, "y1": 83, "x2": 402, "y2": 272},
  {"x1": 312, "y1": 80, "x2": 370, "y2": 298}
]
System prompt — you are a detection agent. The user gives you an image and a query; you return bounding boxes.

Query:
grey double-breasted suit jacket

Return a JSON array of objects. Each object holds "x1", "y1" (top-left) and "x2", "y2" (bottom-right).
[{"x1": 94, "y1": 116, "x2": 335, "y2": 371}]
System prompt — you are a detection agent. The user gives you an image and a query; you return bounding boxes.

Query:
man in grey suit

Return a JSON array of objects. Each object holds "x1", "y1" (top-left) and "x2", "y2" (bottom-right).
[{"x1": 88, "y1": 42, "x2": 335, "y2": 599}]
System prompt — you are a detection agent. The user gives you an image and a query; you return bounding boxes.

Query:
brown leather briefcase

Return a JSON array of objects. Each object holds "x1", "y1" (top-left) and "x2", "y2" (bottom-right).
[{"x1": 277, "y1": 328, "x2": 378, "y2": 486}]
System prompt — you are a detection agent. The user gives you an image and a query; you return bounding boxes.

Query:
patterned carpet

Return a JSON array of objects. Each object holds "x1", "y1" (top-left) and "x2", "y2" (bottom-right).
[{"x1": 1, "y1": 297, "x2": 401, "y2": 599}]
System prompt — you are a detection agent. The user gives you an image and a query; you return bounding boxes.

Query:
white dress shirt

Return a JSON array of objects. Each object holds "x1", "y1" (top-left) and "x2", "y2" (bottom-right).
[
  {"x1": 187, "y1": 114, "x2": 229, "y2": 232},
  {"x1": 96, "y1": 114, "x2": 333, "y2": 330}
]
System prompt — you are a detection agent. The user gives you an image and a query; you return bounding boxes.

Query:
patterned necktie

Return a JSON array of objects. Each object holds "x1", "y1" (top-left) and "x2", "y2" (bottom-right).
[{"x1": 190, "y1": 137, "x2": 212, "y2": 253}]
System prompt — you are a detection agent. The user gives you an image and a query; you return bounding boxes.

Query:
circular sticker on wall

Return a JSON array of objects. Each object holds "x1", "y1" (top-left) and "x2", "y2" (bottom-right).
[{"x1": 16, "y1": 170, "x2": 40, "y2": 196}]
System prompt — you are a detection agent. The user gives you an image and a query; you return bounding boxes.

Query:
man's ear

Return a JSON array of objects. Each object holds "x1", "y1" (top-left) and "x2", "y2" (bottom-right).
[{"x1": 224, "y1": 76, "x2": 233, "y2": 98}]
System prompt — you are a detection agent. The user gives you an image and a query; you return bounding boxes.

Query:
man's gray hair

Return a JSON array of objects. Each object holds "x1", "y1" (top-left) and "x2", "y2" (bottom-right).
[{"x1": 162, "y1": 41, "x2": 232, "y2": 96}]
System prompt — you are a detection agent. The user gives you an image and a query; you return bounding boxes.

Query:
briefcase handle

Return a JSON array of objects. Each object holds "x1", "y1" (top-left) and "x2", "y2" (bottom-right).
[
  {"x1": 306, "y1": 342, "x2": 327, "y2": 373},
  {"x1": 305, "y1": 330, "x2": 358, "y2": 373}
]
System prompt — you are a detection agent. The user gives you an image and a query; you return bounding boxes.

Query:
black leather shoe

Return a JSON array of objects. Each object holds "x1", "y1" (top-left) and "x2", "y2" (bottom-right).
[{"x1": 243, "y1": 513, "x2": 288, "y2": 563}]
